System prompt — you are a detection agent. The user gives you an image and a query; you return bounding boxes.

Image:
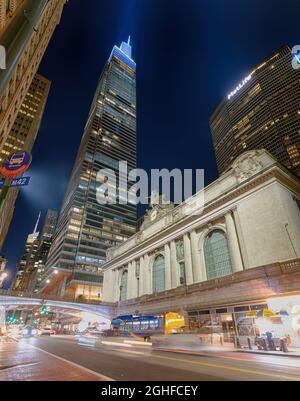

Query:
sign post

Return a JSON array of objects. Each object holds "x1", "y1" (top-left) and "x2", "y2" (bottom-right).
[{"x1": 0, "y1": 151, "x2": 32, "y2": 209}]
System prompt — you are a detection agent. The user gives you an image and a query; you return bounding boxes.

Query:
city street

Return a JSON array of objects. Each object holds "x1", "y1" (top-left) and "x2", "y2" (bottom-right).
[{"x1": 1, "y1": 336, "x2": 300, "y2": 381}]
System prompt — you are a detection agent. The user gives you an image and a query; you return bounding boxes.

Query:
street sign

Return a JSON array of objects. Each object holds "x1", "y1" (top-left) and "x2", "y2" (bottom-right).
[
  {"x1": 0, "y1": 151, "x2": 32, "y2": 179},
  {"x1": 10, "y1": 177, "x2": 31, "y2": 188}
]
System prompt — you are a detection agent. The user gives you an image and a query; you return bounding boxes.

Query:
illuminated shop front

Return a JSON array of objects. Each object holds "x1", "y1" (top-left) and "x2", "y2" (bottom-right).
[
  {"x1": 265, "y1": 295, "x2": 300, "y2": 347},
  {"x1": 187, "y1": 295, "x2": 300, "y2": 348}
]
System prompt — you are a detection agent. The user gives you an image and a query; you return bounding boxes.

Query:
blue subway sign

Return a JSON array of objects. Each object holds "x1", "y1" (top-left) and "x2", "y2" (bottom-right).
[{"x1": 10, "y1": 177, "x2": 31, "y2": 188}]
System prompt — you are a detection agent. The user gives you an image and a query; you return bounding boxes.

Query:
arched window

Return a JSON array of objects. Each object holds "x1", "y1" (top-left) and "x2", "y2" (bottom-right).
[
  {"x1": 120, "y1": 270, "x2": 128, "y2": 301},
  {"x1": 153, "y1": 255, "x2": 165, "y2": 293},
  {"x1": 204, "y1": 230, "x2": 233, "y2": 280}
]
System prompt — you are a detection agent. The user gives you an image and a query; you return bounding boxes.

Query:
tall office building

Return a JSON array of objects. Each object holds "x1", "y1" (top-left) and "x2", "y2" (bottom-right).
[
  {"x1": 32, "y1": 209, "x2": 58, "y2": 292},
  {"x1": 41, "y1": 38, "x2": 137, "y2": 301},
  {"x1": 0, "y1": 0, "x2": 67, "y2": 154},
  {"x1": 210, "y1": 45, "x2": 300, "y2": 176},
  {"x1": 13, "y1": 212, "x2": 41, "y2": 291},
  {"x1": 0, "y1": 74, "x2": 51, "y2": 250}
]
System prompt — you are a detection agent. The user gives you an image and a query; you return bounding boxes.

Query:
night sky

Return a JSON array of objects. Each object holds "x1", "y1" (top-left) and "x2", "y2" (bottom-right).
[{"x1": 2, "y1": 0, "x2": 299, "y2": 287}]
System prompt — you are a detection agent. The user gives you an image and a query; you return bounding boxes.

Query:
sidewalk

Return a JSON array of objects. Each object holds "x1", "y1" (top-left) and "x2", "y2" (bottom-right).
[
  {"x1": 154, "y1": 344, "x2": 300, "y2": 358},
  {"x1": 0, "y1": 337, "x2": 110, "y2": 381}
]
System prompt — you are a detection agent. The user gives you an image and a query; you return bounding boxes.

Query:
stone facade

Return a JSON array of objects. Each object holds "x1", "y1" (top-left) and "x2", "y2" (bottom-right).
[{"x1": 102, "y1": 150, "x2": 300, "y2": 316}]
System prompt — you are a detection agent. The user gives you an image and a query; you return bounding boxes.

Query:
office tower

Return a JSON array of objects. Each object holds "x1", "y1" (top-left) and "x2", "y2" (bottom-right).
[
  {"x1": 32, "y1": 209, "x2": 58, "y2": 292},
  {"x1": 0, "y1": 255, "x2": 7, "y2": 289},
  {"x1": 0, "y1": 74, "x2": 51, "y2": 250},
  {"x1": 0, "y1": 0, "x2": 24, "y2": 33},
  {"x1": 0, "y1": 0, "x2": 67, "y2": 154},
  {"x1": 210, "y1": 45, "x2": 300, "y2": 176},
  {"x1": 41, "y1": 38, "x2": 137, "y2": 301},
  {"x1": 13, "y1": 212, "x2": 41, "y2": 291}
]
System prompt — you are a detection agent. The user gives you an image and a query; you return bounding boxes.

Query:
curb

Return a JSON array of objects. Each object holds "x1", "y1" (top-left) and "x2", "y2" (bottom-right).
[{"x1": 155, "y1": 347, "x2": 300, "y2": 358}]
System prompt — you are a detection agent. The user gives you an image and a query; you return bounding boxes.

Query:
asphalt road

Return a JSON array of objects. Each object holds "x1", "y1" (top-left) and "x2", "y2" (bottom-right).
[{"x1": 18, "y1": 336, "x2": 300, "y2": 381}]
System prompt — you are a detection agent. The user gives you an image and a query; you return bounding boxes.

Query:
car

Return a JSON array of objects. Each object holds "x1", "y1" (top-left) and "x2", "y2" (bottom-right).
[
  {"x1": 39, "y1": 327, "x2": 56, "y2": 336},
  {"x1": 22, "y1": 326, "x2": 38, "y2": 338}
]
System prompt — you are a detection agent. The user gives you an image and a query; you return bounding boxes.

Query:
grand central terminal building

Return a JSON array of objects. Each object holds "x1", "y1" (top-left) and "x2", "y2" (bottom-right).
[{"x1": 102, "y1": 150, "x2": 300, "y2": 346}]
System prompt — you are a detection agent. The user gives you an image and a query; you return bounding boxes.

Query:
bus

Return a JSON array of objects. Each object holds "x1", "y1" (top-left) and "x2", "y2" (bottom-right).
[{"x1": 109, "y1": 312, "x2": 185, "y2": 342}]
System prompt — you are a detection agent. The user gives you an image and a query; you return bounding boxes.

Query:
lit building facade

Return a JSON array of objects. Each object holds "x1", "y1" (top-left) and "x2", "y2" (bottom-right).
[
  {"x1": 13, "y1": 212, "x2": 41, "y2": 291},
  {"x1": 0, "y1": 0, "x2": 24, "y2": 33},
  {"x1": 0, "y1": 0, "x2": 67, "y2": 155},
  {"x1": 0, "y1": 74, "x2": 51, "y2": 250},
  {"x1": 32, "y1": 209, "x2": 58, "y2": 292},
  {"x1": 103, "y1": 150, "x2": 300, "y2": 346},
  {"x1": 210, "y1": 45, "x2": 300, "y2": 177},
  {"x1": 41, "y1": 39, "x2": 137, "y2": 302}
]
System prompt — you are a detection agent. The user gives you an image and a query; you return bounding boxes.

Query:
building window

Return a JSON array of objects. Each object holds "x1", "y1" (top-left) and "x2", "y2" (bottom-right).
[
  {"x1": 120, "y1": 270, "x2": 128, "y2": 301},
  {"x1": 152, "y1": 255, "x2": 165, "y2": 293},
  {"x1": 204, "y1": 230, "x2": 233, "y2": 280}
]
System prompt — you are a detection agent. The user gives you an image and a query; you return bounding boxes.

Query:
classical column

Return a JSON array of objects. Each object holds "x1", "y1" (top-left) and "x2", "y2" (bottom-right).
[
  {"x1": 170, "y1": 240, "x2": 180, "y2": 288},
  {"x1": 144, "y1": 254, "x2": 151, "y2": 294},
  {"x1": 127, "y1": 262, "x2": 134, "y2": 299},
  {"x1": 139, "y1": 256, "x2": 145, "y2": 297},
  {"x1": 164, "y1": 243, "x2": 172, "y2": 290},
  {"x1": 183, "y1": 233, "x2": 194, "y2": 285},
  {"x1": 190, "y1": 230, "x2": 204, "y2": 283},
  {"x1": 225, "y1": 211, "x2": 244, "y2": 273},
  {"x1": 233, "y1": 209, "x2": 249, "y2": 269},
  {"x1": 130, "y1": 260, "x2": 138, "y2": 299}
]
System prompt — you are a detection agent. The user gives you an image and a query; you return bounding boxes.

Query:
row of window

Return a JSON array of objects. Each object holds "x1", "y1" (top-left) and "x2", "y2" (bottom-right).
[{"x1": 119, "y1": 230, "x2": 233, "y2": 301}]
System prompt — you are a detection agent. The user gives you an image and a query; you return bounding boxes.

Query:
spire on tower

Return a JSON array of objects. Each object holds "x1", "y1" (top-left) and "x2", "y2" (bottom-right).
[
  {"x1": 33, "y1": 211, "x2": 41, "y2": 235},
  {"x1": 120, "y1": 36, "x2": 132, "y2": 58}
]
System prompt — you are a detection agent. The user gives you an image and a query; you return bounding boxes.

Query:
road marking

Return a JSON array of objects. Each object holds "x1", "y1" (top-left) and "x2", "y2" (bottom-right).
[
  {"x1": 124, "y1": 340, "x2": 152, "y2": 347},
  {"x1": 150, "y1": 353, "x2": 300, "y2": 381},
  {"x1": 28, "y1": 343, "x2": 114, "y2": 381},
  {"x1": 0, "y1": 362, "x2": 40, "y2": 371},
  {"x1": 101, "y1": 341, "x2": 132, "y2": 348}
]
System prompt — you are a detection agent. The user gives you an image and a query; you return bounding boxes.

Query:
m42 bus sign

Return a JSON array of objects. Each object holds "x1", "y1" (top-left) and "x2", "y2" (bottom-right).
[
  {"x1": 0, "y1": 177, "x2": 31, "y2": 188},
  {"x1": 10, "y1": 177, "x2": 31, "y2": 187},
  {"x1": 0, "y1": 151, "x2": 32, "y2": 179}
]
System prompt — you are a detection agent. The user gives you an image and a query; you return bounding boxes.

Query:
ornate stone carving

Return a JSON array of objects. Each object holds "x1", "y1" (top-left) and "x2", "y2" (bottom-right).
[
  {"x1": 135, "y1": 231, "x2": 144, "y2": 244},
  {"x1": 232, "y1": 151, "x2": 264, "y2": 183}
]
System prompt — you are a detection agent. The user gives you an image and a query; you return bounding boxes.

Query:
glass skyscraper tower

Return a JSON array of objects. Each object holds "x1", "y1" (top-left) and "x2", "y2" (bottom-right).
[{"x1": 41, "y1": 38, "x2": 137, "y2": 301}]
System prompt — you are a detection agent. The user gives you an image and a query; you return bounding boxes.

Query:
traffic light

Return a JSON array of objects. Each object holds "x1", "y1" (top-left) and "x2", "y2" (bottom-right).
[{"x1": 41, "y1": 306, "x2": 49, "y2": 316}]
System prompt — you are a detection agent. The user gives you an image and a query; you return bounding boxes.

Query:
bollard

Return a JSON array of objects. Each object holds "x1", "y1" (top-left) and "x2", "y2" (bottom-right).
[
  {"x1": 262, "y1": 338, "x2": 268, "y2": 351},
  {"x1": 220, "y1": 336, "x2": 223, "y2": 347},
  {"x1": 280, "y1": 339, "x2": 288, "y2": 353},
  {"x1": 235, "y1": 336, "x2": 241, "y2": 349},
  {"x1": 247, "y1": 337, "x2": 252, "y2": 350}
]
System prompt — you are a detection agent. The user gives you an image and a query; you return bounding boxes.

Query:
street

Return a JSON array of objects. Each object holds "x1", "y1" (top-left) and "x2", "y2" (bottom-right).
[{"x1": 1, "y1": 336, "x2": 300, "y2": 381}]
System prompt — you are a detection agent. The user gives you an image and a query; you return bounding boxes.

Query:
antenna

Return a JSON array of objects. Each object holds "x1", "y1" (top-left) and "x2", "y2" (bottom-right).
[{"x1": 33, "y1": 211, "x2": 41, "y2": 234}]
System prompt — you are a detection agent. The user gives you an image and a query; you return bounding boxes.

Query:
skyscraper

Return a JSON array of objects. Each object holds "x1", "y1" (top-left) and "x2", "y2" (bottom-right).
[
  {"x1": 32, "y1": 209, "x2": 58, "y2": 292},
  {"x1": 41, "y1": 38, "x2": 137, "y2": 301},
  {"x1": 0, "y1": 0, "x2": 67, "y2": 154},
  {"x1": 0, "y1": 74, "x2": 51, "y2": 250},
  {"x1": 13, "y1": 212, "x2": 41, "y2": 291},
  {"x1": 210, "y1": 45, "x2": 300, "y2": 176}
]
